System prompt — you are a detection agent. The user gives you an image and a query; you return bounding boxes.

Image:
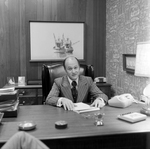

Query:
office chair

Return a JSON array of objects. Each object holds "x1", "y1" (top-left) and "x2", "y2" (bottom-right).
[{"x1": 42, "y1": 63, "x2": 94, "y2": 104}]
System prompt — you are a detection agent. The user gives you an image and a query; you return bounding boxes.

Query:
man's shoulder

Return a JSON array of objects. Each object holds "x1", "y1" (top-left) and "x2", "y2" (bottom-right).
[
  {"x1": 54, "y1": 76, "x2": 67, "y2": 82},
  {"x1": 80, "y1": 75, "x2": 92, "y2": 79},
  {"x1": 55, "y1": 76, "x2": 64, "y2": 81},
  {"x1": 79, "y1": 75, "x2": 93, "y2": 82}
]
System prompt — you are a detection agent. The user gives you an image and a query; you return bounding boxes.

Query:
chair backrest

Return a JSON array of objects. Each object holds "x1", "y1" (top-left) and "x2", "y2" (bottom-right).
[{"x1": 42, "y1": 63, "x2": 94, "y2": 103}]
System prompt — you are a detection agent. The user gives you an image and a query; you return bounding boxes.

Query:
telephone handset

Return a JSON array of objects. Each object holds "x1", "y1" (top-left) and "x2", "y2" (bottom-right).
[
  {"x1": 94, "y1": 77, "x2": 107, "y2": 83},
  {"x1": 118, "y1": 94, "x2": 134, "y2": 102}
]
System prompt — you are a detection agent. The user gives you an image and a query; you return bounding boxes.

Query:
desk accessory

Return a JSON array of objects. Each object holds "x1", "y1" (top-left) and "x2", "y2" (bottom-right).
[
  {"x1": 94, "y1": 112, "x2": 105, "y2": 126},
  {"x1": 7, "y1": 77, "x2": 15, "y2": 85},
  {"x1": 118, "y1": 112, "x2": 147, "y2": 123},
  {"x1": 55, "y1": 120, "x2": 68, "y2": 129},
  {"x1": 108, "y1": 94, "x2": 134, "y2": 108},
  {"x1": 18, "y1": 76, "x2": 26, "y2": 86},
  {"x1": 18, "y1": 121, "x2": 36, "y2": 130},
  {"x1": 94, "y1": 77, "x2": 107, "y2": 83}
]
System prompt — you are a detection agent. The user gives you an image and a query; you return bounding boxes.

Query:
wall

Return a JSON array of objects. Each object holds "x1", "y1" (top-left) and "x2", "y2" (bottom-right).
[
  {"x1": 106, "y1": 0, "x2": 150, "y2": 99},
  {"x1": 0, "y1": 0, "x2": 106, "y2": 88}
]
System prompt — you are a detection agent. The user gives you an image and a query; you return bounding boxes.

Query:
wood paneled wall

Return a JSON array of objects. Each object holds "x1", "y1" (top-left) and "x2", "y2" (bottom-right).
[{"x1": 0, "y1": 0, "x2": 106, "y2": 88}]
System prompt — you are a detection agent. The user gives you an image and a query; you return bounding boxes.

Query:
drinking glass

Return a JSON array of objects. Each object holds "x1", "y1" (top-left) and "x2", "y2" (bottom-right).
[{"x1": 94, "y1": 112, "x2": 105, "y2": 126}]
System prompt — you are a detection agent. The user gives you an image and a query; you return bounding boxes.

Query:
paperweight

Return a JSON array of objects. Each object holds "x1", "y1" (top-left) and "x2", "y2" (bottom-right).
[{"x1": 55, "y1": 120, "x2": 68, "y2": 129}]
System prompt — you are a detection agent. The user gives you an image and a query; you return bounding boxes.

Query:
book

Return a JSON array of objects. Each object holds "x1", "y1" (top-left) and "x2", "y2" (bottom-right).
[
  {"x1": 73, "y1": 102, "x2": 100, "y2": 114},
  {"x1": 118, "y1": 112, "x2": 147, "y2": 123}
]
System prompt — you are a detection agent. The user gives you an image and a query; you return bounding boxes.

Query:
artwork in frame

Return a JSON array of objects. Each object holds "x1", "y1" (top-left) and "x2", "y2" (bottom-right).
[
  {"x1": 29, "y1": 21, "x2": 85, "y2": 62},
  {"x1": 123, "y1": 54, "x2": 136, "y2": 74}
]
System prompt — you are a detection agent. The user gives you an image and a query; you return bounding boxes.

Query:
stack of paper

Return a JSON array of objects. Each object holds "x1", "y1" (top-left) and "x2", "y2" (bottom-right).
[
  {"x1": 0, "y1": 88, "x2": 19, "y2": 117},
  {"x1": 0, "y1": 87, "x2": 15, "y2": 95},
  {"x1": 73, "y1": 102, "x2": 100, "y2": 114}
]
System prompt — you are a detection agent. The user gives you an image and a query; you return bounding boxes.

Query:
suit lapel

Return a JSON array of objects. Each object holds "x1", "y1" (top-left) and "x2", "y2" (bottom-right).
[
  {"x1": 77, "y1": 76, "x2": 88, "y2": 102},
  {"x1": 61, "y1": 76, "x2": 73, "y2": 101}
]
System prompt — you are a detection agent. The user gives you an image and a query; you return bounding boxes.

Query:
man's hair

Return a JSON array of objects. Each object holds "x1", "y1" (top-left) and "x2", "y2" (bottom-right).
[{"x1": 63, "y1": 56, "x2": 80, "y2": 70}]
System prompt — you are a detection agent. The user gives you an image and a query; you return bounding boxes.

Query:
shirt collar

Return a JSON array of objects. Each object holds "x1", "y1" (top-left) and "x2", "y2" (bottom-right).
[{"x1": 67, "y1": 76, "x2": 78, "y2": 86}]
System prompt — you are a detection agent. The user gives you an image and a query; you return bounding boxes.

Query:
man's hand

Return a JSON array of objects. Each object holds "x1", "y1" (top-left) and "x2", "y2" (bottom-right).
[
  {"x1": 91, "y1": 98, "x2": 105, "y2": 108},
  {"x1": 61, "y1": 98, "x2": 74, "y2": 110}
]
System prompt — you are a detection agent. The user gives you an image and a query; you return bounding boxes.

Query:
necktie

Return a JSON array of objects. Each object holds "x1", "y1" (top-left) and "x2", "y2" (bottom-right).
[{"x1": 71, "y1": 81, "x2": 78, "y2": 103}]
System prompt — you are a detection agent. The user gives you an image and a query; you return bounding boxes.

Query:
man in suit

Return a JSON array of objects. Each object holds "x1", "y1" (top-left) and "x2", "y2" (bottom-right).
[{"x1": 46, "y1": 56, "x2": 108, "y2": 110}]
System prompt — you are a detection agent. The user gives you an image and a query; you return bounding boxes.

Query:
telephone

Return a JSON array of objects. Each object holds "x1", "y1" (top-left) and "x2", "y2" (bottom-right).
[
  {"x1": 108, "y1": 93, "x2": 135, "y2": 108},
  {"x1": 94, "y1": 77, "x2": 107, "y2": 83}
]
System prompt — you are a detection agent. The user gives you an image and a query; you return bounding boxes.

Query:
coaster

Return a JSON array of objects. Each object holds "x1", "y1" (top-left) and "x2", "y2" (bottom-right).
[{"x1": 18, "y1": 121, "x2": 36, "y2": 131}]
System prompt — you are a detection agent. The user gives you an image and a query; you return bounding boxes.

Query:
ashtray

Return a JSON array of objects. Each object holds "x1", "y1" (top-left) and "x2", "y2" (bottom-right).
[{"x1": 18, "y1": 121, "x2": 36, "y2": 131}]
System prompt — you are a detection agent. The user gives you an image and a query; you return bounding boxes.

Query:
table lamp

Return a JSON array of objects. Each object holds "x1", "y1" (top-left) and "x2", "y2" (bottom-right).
[{"x1": 134, "y1": 42, "x2": 150, "y2": 115}]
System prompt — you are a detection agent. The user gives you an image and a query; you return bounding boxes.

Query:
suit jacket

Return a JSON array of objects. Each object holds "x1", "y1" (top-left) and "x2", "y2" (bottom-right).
[{"x1": 46, "y1": 75, "x2": 108, "y2": 106}]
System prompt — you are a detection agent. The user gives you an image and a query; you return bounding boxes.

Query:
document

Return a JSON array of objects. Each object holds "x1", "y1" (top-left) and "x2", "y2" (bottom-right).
[
  {"x1": 0, "y1": 90, "x2": 17, "y2": 97},
  {"x1": 73, "y1": 102, "x2": 100, "y2": 114},
  {"x1": 0, "y1": 87, "x2": 15, "y2": 95}
]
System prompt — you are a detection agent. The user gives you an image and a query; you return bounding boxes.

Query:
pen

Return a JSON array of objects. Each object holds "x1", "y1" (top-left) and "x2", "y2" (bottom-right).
[{"x1": 121, "y1": 112, "x2": 133, "y2": 116}]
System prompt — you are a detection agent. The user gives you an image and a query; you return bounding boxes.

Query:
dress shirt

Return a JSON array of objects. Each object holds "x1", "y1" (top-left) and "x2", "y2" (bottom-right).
[{"x1": 57, "y1": 77, "x2": 78, "y2": 106}]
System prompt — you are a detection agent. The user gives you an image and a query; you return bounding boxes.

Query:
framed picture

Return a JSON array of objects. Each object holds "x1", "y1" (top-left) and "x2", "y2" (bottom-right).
[
  {"x1": 29, "y1": 21, "x2": 85, "y2": 62},
  {"x1": 123, "y1": 54, "x2": 136, "y2": 74}
]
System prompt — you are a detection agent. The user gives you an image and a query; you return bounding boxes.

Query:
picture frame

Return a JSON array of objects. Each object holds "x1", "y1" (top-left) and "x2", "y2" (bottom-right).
[
  {"x1": 29, "y1": 21, "x2": 85, "y2": 62},
  {"x1": 123, "y1": 54, "x2": 136, "y2": 74}
]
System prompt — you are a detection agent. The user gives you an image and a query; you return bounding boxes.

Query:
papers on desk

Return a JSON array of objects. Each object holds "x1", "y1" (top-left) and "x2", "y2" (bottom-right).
[
  {"x1": 0, "y1": 100, "x2": 19, "y2": 112},
  {"x1": 0, "y1": 87, "x2": 15, "y2": 95},
  {"x1": 73, "y1": 102, "x2": 100, "y2": 114}
]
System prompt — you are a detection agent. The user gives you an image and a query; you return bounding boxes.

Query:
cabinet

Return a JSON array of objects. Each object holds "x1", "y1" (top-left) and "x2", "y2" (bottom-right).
[
  {"x1": 96, "y1": 83, "x2": 112, "y2": 99},
  {"x1": 4, "y1": 83, "x2": 42, "y2": 105},
  {"x1": 17, "y1": 85, "x2": 42, "y2": 105}
]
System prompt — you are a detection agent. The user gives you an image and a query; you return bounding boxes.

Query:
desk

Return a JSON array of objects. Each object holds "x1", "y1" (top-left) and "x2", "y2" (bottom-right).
[
  {"x1": 0, "y1": 104, "x2": 149, "y2": 149},
  {"x1": 4, "y1": 84, "x2": 42, "y2": 105}
]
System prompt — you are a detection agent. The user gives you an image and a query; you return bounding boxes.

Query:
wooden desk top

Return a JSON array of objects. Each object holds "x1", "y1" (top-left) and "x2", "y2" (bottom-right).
[{"x1": 0, "y1": 103, "x2": 150, "y2": 143}]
